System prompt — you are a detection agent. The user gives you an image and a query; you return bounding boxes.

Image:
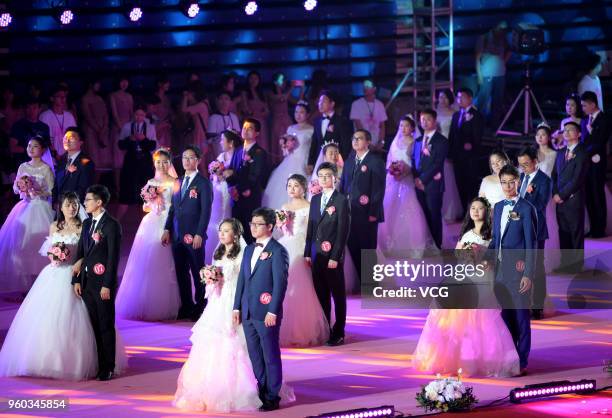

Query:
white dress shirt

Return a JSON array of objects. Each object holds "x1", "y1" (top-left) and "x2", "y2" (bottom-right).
[
  {"x1": 498, "y1": 197, "x2": 518, "y2": 258},
  {"x1": 321, "y1": 112, "x2": 335, "y2": 138},
  {"x1": 250, "y1": 236, "x2": 272, "y2": 273}
]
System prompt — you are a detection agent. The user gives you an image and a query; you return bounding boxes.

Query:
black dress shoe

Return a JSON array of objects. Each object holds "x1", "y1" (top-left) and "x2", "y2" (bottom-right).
[
  {"x1": 531, "y1": 309, "x2": 543, "y2": 320},
  {"x1": 97, "y1": 371, "x2": 113, "y2": 381},
  {"x1": 258, "y1": 400, "x2": 280, "y2": 411},
  {"x1": 326, "y1": 336, "x2": 345, "y2": 346}
]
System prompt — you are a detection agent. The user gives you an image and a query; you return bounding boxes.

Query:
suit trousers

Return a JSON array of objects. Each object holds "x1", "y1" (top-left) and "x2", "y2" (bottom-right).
[
  {"x1": 242, "y1": 318, "x2": 283, "y2": 402},
  {"x1": 82, "y1": 279, "x2": 116, "y2": 374},
  {"x1": 416, "y1": 187, "x2": 443, "y2": 249},
  {"x1": 532, "y1": 240, "x2": 547, "y2": 309},
  {"x1": 556, "y1": 196, "x2": 585, "y2": 271},
  {"x1": 346, "y1": 211, "x2": 378, "y2": 281},
  {"x1": 312, "y1": 255, "x2": 346, "y2": 339},
  {"x1": 171, "y1": 241, "x2": 205, "y2": 315}
]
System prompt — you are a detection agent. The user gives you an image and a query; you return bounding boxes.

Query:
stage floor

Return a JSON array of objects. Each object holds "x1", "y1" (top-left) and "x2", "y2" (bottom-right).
[{"x1": 0, "y1": 216, "x2": 611, "y2": 418}]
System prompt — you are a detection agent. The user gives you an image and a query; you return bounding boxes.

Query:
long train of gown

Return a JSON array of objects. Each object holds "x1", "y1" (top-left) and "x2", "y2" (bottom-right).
[
  {"x1": 412, "y1": 230, "x2": 520, "y2": 377},
  {"x1": 116, "y1": 179, "x2": 180, "y2": 320},
  {"x1": 174, "y1": 251, "x2": 295, "y2": 412},
  {"x1": 0, "y1": 163, "x2": 54, "y2": 293},
  {"x1": 0, "y1": 233, "x2": 127, "y2": 380},
  {"x1": 278, "y1": 207, "x2": 330, "y2": 347}
]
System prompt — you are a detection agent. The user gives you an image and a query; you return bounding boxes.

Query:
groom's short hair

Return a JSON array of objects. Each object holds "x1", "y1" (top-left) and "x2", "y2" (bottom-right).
[
  {"x1": 243, "y1": 117, "x2": 261, "y2": 133},
  {"x1": 87, "y1": 184, "x2": 111, "y2": 206},
  {"x1": 252, "y1": 207, "x2": 276, "y2": 227},
  {"x1": 184, "y1": 144, "x2": 202, "y2": 159},
  {"x1": 317, "y1": 161, "x2": 338, "y2": 176},
  {"x1": 498, "y1": 164, "x2": 519, "y2": 180}
]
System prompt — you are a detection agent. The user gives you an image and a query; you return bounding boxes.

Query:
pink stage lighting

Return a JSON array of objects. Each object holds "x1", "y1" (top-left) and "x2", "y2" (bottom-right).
[
  {"x1": 0, "y1": 12, "x2": 12, "y2": 28},
  {"x1": 244, "y1": 1, "x2": 258, "y2": 16},
  {"x1": 510, "y1": 379, "x2": 596, "y2": 403}
]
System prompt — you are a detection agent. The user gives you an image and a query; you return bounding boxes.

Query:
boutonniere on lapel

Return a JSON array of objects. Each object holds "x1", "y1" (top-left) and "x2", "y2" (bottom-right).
[
  {"x1": 92, "y1": 231, "x2": 102, "y2": 244},
  {"x1": 565, "y1": 152, "x2": 575, "y2": 162},
  {"x1": 508, "y1": 211, "x2": 521, "y2": 221},
  {"x1": 433, "y1": 172, "x2": 442, "y2": 181},
  {"x1": 526, "y1": 183, "x2": 535, "y2": 194},
  {"x1": 243, "y1": 153, "x2": 253, "y2": 163},
  {"x1": 67, "y1": 164, "x2": 77, "y2": 173},
  {"x1": 326, "y1": 206, "x2": 336, "y2": 216},
  {"x1": 321, "y1": 241, "x2": 332, "y2": 252},
  {"x1": 327, "y1": 124, "x2": 335, "y2": 133},
  {"x1": 464, "y1": 111, "x2": 474, "y2": 122},
  {"x1": 259, "y1": 251, "x2": 272, "y2": 261},
  {"x1": 421, "y1": 143, "x2": 431, "y2": 157},
  {"x1": 189, "y1": 188, "x2": 198, "y2": 199},
  {"x1": 360, "y1": 165, "x2": 368, "y2": 173}
]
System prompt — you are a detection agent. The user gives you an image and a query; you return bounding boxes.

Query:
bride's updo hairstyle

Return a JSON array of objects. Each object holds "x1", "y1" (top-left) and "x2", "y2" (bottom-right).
[
  {"x1": 295, "y1": 99, "x2": 310, "y2": 113},
  {"x1": 286, "y1": 174, "x2": 308, "y2": 198},
  {"x1": 399, "y1": 114, "x2": 416, "y2": 131},
  {"x1": 221, "y1": 128, "x2": 243, "y2": 149},
  {"x1": 57, "y1": 191, "x2": 82, "y2": 231},
  {"x1": 459, "y1": 196, "x2": 492, "y2": 241},
  {"x1": 213, "y1": 217, "x2": 244, "y2": 261},
  {"x1": 153, "y1": 147, "x2": 172, "y2": 161}
]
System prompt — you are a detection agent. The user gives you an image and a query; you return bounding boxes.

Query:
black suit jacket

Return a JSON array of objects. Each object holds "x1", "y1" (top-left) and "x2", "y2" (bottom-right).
[
  {"x1": 448, "y1": 106, "x2": 484, "y2": 159},
  {"x1": 339, "y1": 150, "x2": 386, "y2": 222},
  {"x1": 226, "y1": 143, "x2": 269, "y2": 203},
  {"x1": 520, "y1": 169, "x2": 551, "y2": 241},
  {"x1": 304, "y1": 190, "x2": 350, "y2": 262},
  {"x1": 164, "y1": 172, "x2": 213, "y2": 242},
  {"x1": 72, "y1": 212, "x2": 122, "y2": 289},
  {"x1": 581, "y1": 112, "x2": 610, "y2": 164},
  {"x1": 53, "y1": 152, "x2": 95, "y2": 203},
  {"x1": 551, "y1": 143, "x2": 589, "y2": 202},
  {"x1": 412, "y1": 131, "x2": 449, "y2": 193},
  {"x1": 308, "y1": 113, "x2": 353, "y2": 166}
]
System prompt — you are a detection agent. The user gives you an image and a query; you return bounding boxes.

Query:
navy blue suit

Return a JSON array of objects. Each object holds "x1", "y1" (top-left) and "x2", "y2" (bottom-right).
[
  {"x1": 520, "y1": 169, "x2": 551, "y2": 309},
  {"x1": 412, "y1": 131, "x2": 449, "y2": 248},
  {"x1": 489, "y1": 197, "x2": 536, "y2": 369},
  {"x1": 233, "y1": 238, "x2": 289, "y2": 403},
  {"x1": 165, "y1": 172, "x2": 213, "y2": 316},
  {"x1": 340, "y1": 150, "x2": 385, "y2": 283},
  {"x1": 53, "y1": 151, "x2": 95, "y2": 204}
]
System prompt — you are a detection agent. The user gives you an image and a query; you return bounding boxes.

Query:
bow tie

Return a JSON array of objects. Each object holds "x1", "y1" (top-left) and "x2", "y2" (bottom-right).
[
  {"x1": 254, "y1": 243, "x2": 264, "y2": 247},
  {"x1": 503, "y1": 199, "x2": 516, "y2": 206},
  {"x1": 322, "y1": 115, "x2": 331, "y2": 120}
]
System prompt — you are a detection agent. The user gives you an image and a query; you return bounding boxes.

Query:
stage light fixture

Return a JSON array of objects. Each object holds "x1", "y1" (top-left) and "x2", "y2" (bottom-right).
[
  {"x1": 307, "y1": 405, "x2": 394, "y2": 418},
  {"x1": 244, "y1": 1, "x2": 258, "y2": 15},
  {"x1": 128, "y1": 7, "x2": 143, "y2": 22},
  {"x1": 304, "y1": 0, "x2": 317, "y2": 11},
  {"x1": 0, "y1": 12, "x2": 12, "y2": 28},
  {"x1": 58, "y1": 8, "x2": 74, "y2": 25},
  {"x1": 510, "y1": 379, "x2": 596, "y2": 403},
  {"x1": 122, "y1": 0, "x2": 143, "y2": 22},
  {"x1": 180, "y1": 1, "x2": 200, "y2": 18}
]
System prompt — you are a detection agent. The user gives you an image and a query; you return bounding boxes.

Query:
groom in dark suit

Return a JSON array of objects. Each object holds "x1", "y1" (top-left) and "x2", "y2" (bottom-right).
[
  {"x1": 412, "y1": 108, "x2": 449, "y2": 249},
  {"x1": 53, "y1": 127, "x2": 95, "y2": 205},
  {"x1": 72, "y1": 185, "x2": 121, "y2": 381},
  {"x1": 489, "y1": 165, "x2": 537, "y2": 375},
  {"x1": 517, "y1": 146, "x2": 552, "y2": 319},
  {"x1": 233, "y1": 208, "x2": 289, "y2": 411},
  {"x1": 162, "y1": 145, "x2": 213, "y2": 320}
]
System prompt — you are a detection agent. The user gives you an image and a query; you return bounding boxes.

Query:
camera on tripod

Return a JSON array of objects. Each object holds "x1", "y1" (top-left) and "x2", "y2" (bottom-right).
[{"x1": 511, "y1": 24, "x2": 547, "y2": 56}]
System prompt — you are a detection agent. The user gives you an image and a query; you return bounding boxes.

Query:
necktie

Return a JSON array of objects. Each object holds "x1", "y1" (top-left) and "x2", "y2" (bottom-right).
[
  {"x1": 90, "y1": 219, "x2": 97, "y2": 236},
  {"x1": 458, "y1": 109, "x2": 465, "y2": 127},
  {"x1": 519, "y1": 174, "x2": 530, "y2": 198},
  {"x1": 322, "y1": 115, "x2": 330, "y2": 120},
  {"x1": 564, "y1": 149, "x2": 571, "y2": 161},
  {"x1": 421, "y1": 136, "x2": 429, "y2": 153},
  {"x1": 320, "y1": 193, "x2": 329, "y2": 215},
  {"x1": 181, "y1": 176, "x2": 190, "y2": 199},
  {"x1": 503, "y1": 199, "x2": 514, "y2": 206}
]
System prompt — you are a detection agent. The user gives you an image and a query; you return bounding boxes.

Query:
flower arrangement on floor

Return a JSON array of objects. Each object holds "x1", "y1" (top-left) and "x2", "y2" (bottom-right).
[{"x1": 416, "y1": 370, "x2": 478, "y2": 413}]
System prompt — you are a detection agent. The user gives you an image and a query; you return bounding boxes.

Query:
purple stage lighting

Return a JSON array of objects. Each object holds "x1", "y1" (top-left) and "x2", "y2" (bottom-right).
[
  {"x1": 0, "y1": 12, "x2": 12, "y2": 28},
  {"x1": 59, "y1": 9, "x2": 74, "y2": 25},
  {"x1": 304, "y1": 0, "x2": 317, "y2": 11},
  {"x1": 129, "y1": 7, "x2": 143, "y2": 22},
  {"x1": 308, "y1": 405, "x2": 395, "y2": 418},
  {"x1": 510, "y1": 379, "x2": 596, "y2": 403},
  {"x1": 245, "y1": 1, "x2": 258, "y2": 15}
]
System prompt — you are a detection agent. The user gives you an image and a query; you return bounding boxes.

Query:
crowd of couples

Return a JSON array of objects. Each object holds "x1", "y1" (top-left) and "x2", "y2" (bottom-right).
[{"x1": 0, "y1": 82, "x2": 609, "y2": 412}]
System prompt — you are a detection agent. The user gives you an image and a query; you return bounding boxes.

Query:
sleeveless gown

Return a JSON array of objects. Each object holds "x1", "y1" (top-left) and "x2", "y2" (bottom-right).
[
  {"x1": 0, "y1": 232, "x2": 127, "y2": 380},
  {"x1": 0, "y1": 162, "x2": 54, "y2": 293},
  {"x1": 277, "y1": 207, "x2": 330, "y2": 347},
  {"x1": 205, "y1": 153, "x2": 232, "y2": 263},
  {"x1": 173, "y1": 250, "x2": 295, "y2": 412},
  {"x1": 412, "y1": 230, "x2": 520, "y2": 377},
  {"x1": 116, "y1": 179, "x2": 181, "y2": 320}
]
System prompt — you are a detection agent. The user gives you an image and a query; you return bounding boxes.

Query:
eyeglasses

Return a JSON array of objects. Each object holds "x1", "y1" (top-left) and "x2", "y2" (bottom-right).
[
  {"x1": 352, "y1": 136, "x2": 365, "y2": 142},
  {"x1": 182, "y1": 156, "x2": 198, "y2": 161},
  {"x1": 317, "y1": 174, "x2": 334, "y2": 179},
  {"x1": 249, "y1": 222, "x2": 268, "y2": 227},
  {"x1": 84, "y1": 198, "x2": 97, "y2": 202},
  {"x1": 500, "y1": 180, "x2": 518, "y2": 186}
]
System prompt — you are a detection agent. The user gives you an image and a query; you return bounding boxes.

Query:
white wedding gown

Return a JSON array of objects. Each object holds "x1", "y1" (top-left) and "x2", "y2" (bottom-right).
[
  {"x1": 174, "y1": 249, "x2": 295, "y2": 412},
  {"x1": 262, "y1": 123, "x2": 313, "y2": 210},
  {"x1": 116, "y1": 179, "x2": 181, "y2": 320},
  {"x1": 277, "y1": 207, "x2": 330, "y2": 347},
  {"x1": 205, "y1": 153, "x2": 232, "y2": 263},
  {"x1": 0, "y1": 162, "x2": 54, "y2": 293},
  {"x1": 377, "y1": 135, "x2": 435, "y2": 258},
  {"x1": 413, "y1": 230, "x2": 520, "y2": 377},
  {"x1": 0, "y1": 232, "x2": 127, "y2": 380}
]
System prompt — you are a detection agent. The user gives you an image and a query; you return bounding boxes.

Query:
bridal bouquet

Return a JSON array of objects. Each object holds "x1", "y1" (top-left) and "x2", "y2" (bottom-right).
[
  {"x1": 140, "y1": 184, "x2": 164, "y2": 214},
  {"x1": 388, "y1": 160, "x2": 409, "y2": 179},
  {"x1": 47, "y1": 242, "x2": 71, "y2": 267},
  {"x1": 416, "y1": 370, "x2": 478, "y2": 413},
  {"x1": 276, "y1": 209, "x2": 295, "y2": 234},
  {"x1": 16, "y1": 174, "x2": 41, "y2": 199},
  {"x1": 308, "y1": 179, "x2": 322, "y2": 195},
  {"x1": 199, "y1": 265, "x2": 224, "y2": 286},
  {"x1": 208, "y1": 160, "x2": 225, "y2": 179},
  {"x1": 279, "y1": 134, "x2": 299, "y2": 157}
]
